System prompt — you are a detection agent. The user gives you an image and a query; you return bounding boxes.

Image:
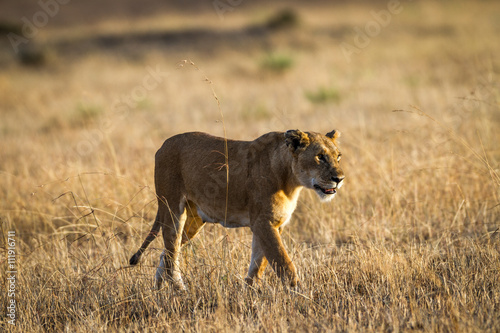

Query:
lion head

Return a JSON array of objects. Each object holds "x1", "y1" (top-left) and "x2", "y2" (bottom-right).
[{"x1": 285, "y1": 129, "x2": 345, "y2": 202}]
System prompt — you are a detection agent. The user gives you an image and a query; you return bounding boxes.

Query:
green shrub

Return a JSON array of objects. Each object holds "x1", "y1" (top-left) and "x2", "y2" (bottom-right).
[
  {"x1": 260, "y1": 53, "x2": 294, "y2": 73},
  {"x1": 305, "y1": 87, "x2": 341, "y2": 104}
]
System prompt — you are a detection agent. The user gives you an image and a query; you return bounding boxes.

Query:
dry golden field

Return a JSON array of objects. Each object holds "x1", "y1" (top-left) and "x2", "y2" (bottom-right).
[{"x1": 1, "y1": 0, "x2": 499, "y2": 332}]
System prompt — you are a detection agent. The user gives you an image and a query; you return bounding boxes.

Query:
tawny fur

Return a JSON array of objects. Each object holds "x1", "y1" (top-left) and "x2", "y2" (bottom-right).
[{"x1": 130, "y1": 130, "x2": 344, "y2": 289}]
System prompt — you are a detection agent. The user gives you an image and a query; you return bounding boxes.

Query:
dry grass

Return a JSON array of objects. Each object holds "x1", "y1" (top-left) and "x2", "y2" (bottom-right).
[{"x1": 1, "y1": 1, "x2": 499, "y2": 332}]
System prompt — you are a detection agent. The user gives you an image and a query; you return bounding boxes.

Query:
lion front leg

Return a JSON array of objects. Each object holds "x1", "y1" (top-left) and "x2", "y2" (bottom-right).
[
  {"x1": 245, "y1": 234, "x2": 268, "y2": 286},
  {"x1": 250, "y1": 222, "x2": 298, "y2": 287},
  {"x1": 246, "y1": 227, "x2": 286, "y2": 286}
]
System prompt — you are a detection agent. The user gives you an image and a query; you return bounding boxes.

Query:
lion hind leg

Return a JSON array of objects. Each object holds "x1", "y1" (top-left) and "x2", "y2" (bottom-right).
[
  {"x1": 181, "y1": 201, "x2": 205, "y2": 246},
  {"x1": 155, "y1": 206, "x2": 188, "y2": 290}
]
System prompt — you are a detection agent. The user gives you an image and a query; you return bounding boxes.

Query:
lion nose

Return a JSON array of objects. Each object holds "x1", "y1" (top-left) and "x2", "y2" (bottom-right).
[{"x1": 331, "y1": 175, "x2": 344, "y2": 184}]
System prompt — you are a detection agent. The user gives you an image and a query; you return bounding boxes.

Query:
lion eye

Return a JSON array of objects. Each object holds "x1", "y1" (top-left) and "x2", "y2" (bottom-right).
[
  {"x1": 317, "y1": 154, "x2": 326, "y2": 163},
  {"x1": 337, "y1": 154, "x2": 342, "y2": 162}
]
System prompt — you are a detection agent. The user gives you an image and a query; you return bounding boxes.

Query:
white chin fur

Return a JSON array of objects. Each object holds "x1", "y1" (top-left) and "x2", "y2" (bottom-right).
[{"x1": 315, "y1": 190, "x2": 336, "y2": 202}]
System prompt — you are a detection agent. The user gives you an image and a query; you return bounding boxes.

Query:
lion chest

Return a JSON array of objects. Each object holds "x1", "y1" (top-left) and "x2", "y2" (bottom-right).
[{"x1": 271, "y1": 188, "x2": 303, "y2": 228}]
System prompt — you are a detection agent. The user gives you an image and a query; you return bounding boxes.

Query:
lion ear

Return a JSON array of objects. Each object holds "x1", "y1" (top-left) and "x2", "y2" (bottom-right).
[
  {"x1": 285, "y1": 129, "x2": 310, "y2": 152},
  {"x1": 326, "y1": 130, "x2": 341, "y2": 141}
]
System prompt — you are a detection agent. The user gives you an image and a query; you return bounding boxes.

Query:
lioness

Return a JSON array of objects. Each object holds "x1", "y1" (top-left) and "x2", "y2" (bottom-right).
[{"x1": 130, "y1": 130, "x2": 344, "y2": 289}]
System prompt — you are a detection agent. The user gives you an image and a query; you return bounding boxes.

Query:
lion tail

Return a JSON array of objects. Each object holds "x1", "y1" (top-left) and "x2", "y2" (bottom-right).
[{"x1": 129, "y1": 212, "x2": 161, "y2": 265}]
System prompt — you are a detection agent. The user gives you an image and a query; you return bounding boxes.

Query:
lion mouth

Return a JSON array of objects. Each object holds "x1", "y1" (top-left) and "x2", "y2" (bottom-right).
[{"x1": 314, "y1": 184, "x2": 336, "y2": 195}]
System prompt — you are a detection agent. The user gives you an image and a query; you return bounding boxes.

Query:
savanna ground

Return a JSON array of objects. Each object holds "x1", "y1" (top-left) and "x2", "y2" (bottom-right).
[{"x1": 0, "y1": 0, "x2": 499, "y2": 331}]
